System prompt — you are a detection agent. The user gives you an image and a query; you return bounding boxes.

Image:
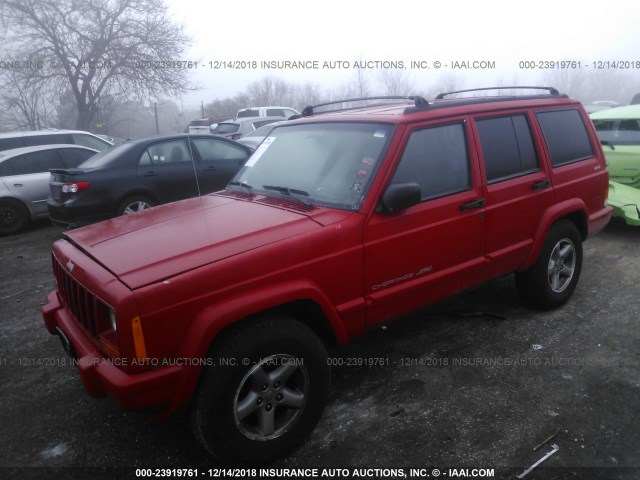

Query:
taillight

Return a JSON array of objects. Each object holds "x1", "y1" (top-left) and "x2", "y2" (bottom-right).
[{"x1": 61, "y1": 181, "x2": 90, "y2": 193}]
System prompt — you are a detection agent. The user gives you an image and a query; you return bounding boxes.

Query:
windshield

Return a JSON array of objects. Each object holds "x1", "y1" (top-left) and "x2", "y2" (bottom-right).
[
  {"x1": 228, "y1": 122, "x2": 393, "y2": 211},
  {"x1": 78, "y1": 142, "x2": 133, "y2": 168},
  {"x1": 593, "y1": 118, "x2": 640, "y2": 145}
]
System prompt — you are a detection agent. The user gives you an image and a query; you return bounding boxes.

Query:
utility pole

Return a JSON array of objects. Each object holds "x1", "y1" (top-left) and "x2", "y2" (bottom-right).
[{"x1": 154, "y1": 102, "x2": 160, "y2": 134}]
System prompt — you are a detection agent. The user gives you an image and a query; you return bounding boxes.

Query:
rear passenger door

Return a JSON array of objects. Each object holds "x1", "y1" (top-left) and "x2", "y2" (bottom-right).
[
  {"x1": 472, "y1": 112, "x2": 554, "y2": 278},
  {"x1": 191, "y1": 138, "x2": 250, "y2": 193},
  {"x1": 364, "y1": 119, "x2": 486, "y2": 324},
  {"x1": 136, "y1": 139, "x2": 199, "y2": 203},
  {"x1": 4, "y1": 150, "x2": 65, "y2": 215}
]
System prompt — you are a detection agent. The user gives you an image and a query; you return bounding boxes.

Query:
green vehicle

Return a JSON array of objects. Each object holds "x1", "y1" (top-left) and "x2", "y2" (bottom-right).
[{"x1": 591, "y1": 104, "x2": 640, "y2": 225}]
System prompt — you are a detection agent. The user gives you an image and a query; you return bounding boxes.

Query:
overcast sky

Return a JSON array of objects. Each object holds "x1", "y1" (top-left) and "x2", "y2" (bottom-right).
[{"x1": 165, "y1": 0, "x2": 640, "y2": 107}]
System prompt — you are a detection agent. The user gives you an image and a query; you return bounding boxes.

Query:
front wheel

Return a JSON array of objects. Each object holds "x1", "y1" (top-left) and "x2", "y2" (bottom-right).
[
  {"x1": 516, "y1": 220, "x2": 583, "y2": 310},
  {"x1": 192, "y1": 316, "x2": 330, "y2": 465}
]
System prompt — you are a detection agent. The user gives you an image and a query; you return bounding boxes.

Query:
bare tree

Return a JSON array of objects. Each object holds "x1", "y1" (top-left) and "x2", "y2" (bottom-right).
[
  {"x1": 425, "y1": 73, "x2": 465, "y2": 98},
  {"x1": 0, "y1": 0, "x2": 192, "y2": 131},
  {"x1": 0, "y1": 68, "x2": 59, "y2": 130},
  {"x1": 376, "y1": 68, "x2": 414, "y2": 96},
  {"x1": 246, "y1": 75, "x2": 294, "y2": 106}
]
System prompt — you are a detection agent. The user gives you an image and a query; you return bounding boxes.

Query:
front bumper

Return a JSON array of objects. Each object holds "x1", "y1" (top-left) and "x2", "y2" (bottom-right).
[{"x1": 42, "y1": 290, "x2": 182, "y2": 413}]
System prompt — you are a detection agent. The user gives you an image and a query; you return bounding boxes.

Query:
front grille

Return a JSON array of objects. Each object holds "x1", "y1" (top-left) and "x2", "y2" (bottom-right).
[{"x1": 52, "y1": 255, "x2": 98, "y2": 338}]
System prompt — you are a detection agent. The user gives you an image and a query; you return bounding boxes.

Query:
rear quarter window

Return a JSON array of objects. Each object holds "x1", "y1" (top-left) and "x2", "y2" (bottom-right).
[
  {"x1": 0, "y1": 137, "x2": 26, "y2": 151},
  {"x1": 536, "y1": 109, "x2": 594, "y2": 167},
  {"x1": 25, "y1": 134, "x2": 73, "y2": 147}
]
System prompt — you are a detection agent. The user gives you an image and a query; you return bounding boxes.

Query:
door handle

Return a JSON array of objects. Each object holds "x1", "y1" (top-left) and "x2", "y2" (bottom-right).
[
  {"x1": 531, "y1": 179, "x2": 550, "y2": 190},
  {"x1": 459, "y1": 198, "x2": 484, "y2": 211},
  {"x1": 13, "y1": 183, "x2": 24, "y2": 187},
  {"x1": 142, "y1": 171, "x2": 157, "y2": 177}
]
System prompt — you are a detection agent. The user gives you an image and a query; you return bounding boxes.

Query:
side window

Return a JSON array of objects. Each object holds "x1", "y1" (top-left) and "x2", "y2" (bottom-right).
[
  {"x1": 391, "y1": 123, "x2": 470, "y2": 201},
  {"x1": 536, "y1": 109, "x2": 594, "y2": 167},
  {"x1": 58, "y1": 148, "x2": 96, "y2": 168},
  {"x1": 266, "y1": 108, "x2": 285, "y2": 117},
  {"x1": 0, "y1": 159, "x2": 13, "y2": 176},
  {"x1": 140, "y1": 140, "x2": 192, "y2": 165},
  {"x1": 8, "y1": 150, "x2": 63, "y2": 175},
  {"x1": 71, "y1": 133, "x2": 111, "y2": 151},
  {"x1": 25, "y1": 134, "x2": 73, "y2": 147},
  {"x1": 0, "y1": 137, "x2": 25, "y2": 151},
  {"x1": 193, "y1": 139, "x2": 248, "y2": 162},
  {"x1": 476, "y1": 115, "x2": 539, "y2": 183}
]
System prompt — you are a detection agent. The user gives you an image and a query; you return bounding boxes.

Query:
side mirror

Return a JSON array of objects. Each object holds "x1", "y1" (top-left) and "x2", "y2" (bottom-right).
[{"x1": 377, "y1": 182, "x2": 421, "y2": 214}]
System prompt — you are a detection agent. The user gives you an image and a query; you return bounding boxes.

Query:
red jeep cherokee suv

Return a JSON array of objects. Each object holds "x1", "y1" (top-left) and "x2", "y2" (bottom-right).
[{"x1": 42, "y1": 87, "x2": 612, "y2": 464}]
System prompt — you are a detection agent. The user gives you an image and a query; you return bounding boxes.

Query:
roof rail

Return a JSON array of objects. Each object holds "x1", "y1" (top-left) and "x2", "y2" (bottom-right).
[
  {"x1": 301, "y1": 96, "x2": 428, "y2": 117},
  {"x1": 435, "y1": 86, "x2": 561, "y2": 100}
]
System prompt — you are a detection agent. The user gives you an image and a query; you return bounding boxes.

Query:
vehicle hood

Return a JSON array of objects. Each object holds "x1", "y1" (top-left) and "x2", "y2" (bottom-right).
[{"x1": 63, "y1": 195, "x2": 323, "y2": 289}]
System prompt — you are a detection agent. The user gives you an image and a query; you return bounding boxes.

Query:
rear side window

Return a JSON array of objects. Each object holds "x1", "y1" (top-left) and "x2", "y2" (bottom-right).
[
  {"x1": 0, "y1": 137, "x2": 25, "y2": 151},
  {"x1": 391, "y1": 123, "x2": 470, "y2": 201},
  {"x1": 140, "y1": 140, "x2": 192, "y2": 165},
  {"x1": 192, "y1": 139, "x2": 248, "y2": 162},
  {"x1": 237, "y1": 109, "x2": 259, "y2": 118},
  {"x1": 71, "y1": 133, "x2": 111, "y2": 151},
  {"x1": 476, "y1": 115, "x2": 539, "y2": 183},
  {"x1": 266, "y1": 108, "x2": 285, "y2": 117},
  {"x1": 212, "y1": 123, "x2": 240, "y2": 134},
  {"x1": 57, "y1": 148, "x2": 96, "y2": 168},
  {"x1": 536, "y1": 109, "x2": 594, "y2": 167},
  {"x1": 8, "y1": 150, "x2": 64, "y2": 175},
  {"x1": 25, "y1": 134, "x2": 73, "y2": 147}
]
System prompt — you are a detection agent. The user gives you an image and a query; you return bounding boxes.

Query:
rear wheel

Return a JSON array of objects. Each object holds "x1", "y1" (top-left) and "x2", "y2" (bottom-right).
[
  {"x1": 117, "y1": 196, "x2": 155, "y2": 216},
  {"x1": 192, "y1": 316, "x2": 330, "y2": 465},
  {"x1": 0, "y1": 200, "x2": 29, "y2": 235},
  {"x1": 516, "y1": 220, "x2": 583, "y2": 310}
]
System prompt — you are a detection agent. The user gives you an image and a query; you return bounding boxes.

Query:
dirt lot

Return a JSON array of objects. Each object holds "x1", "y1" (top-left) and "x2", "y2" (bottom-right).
[{"x1": 1, "y1": 218, "x2": 639, "y2": 480}]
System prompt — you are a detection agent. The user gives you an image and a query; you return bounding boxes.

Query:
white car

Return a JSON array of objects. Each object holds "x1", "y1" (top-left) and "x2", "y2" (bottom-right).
[
  {"x1": 0, "y1": 144, "x2": 98, "y2": 234},
  {"x1": 235, "y1": 106, "x2": 299, "y2": 120}
]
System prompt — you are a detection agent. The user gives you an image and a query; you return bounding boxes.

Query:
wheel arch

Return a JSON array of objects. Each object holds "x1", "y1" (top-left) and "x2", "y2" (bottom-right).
[
  {"x1": 167, "y1": 283, "x2": 345, "y2": 412},
  {"x1": 522, "y1": 199, "x2": 588, "y2": 271}
]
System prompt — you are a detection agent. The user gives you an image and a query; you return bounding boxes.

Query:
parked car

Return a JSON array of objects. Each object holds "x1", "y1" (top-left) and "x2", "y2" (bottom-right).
[
  {"x1": 42, "y1": 88, "x2": 611, "y2": 464},
  {"x1": 0, "y1": 144, "x2": 98, "y2": 234},
  {"x1": 211, "y1": 116, "x2": 283, "y2": 141},
  {"x1": 235, "y1": 106, "x2": 299, "y2": 120},
  {"x1": 0, "y1": 129, "x2": 112, "y2": 152},
  {"x1": 235, "y1": 120, "x2": 287, "y2": 150},
  {"x1": 47, "y1": 134, "x2": 252, "y2": 227},
  {"x1": 591, "y1": 104, "x2": 640, "y2": 225},
  {"x1": 183, "y1": 117, "x2": 232, "y2": 134}
]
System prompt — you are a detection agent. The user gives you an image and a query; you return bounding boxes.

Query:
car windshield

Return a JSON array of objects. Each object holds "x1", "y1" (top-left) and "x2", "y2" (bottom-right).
[
  {"x1": 593, "y1": 119, "x2": 640, "y2": 145},
  {"x1": 229, "y1": 122, "x2": 394, "y2": 211},
  {"x1": 213, "y1": 123, "x2": 240, "y2": 134},
  {"x1": 77, "y1": 142, "x2": 133, "y2": 168}
]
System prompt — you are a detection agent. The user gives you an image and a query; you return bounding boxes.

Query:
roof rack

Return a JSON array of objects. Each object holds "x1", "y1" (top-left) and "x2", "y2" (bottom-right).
[
  {"x1": 301, "y1": 96, "x2": 428, "y2": 117},
  {"x1": 435, "y1": 86, "x2": 561, "y2": 100}
]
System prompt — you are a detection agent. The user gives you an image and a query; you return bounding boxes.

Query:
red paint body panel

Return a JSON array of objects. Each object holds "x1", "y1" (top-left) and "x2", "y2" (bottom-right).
[{"x1": 42, "y1": 93, "x2": 612, "y2": 418}]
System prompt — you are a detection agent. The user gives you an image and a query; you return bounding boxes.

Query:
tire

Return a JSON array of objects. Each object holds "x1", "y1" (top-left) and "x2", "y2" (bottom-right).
[
  {"x1": 192, "y1": 315, "x2": 330, "y2": 465},
  {"x1": 117, "y1": 196, "x2": 155, "y2": 216},
  {"x1": 0, "y1": 200, "x2": 29, "y2": 235},
  {"x1": 516, "y1": 220, "x2": 583, "y2": 310}
]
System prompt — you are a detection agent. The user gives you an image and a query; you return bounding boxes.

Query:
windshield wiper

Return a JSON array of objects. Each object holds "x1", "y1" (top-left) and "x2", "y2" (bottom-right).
[
  {"x1": 263, "y1": 185, "x2": 313, "y2": 207},
  {"x1": 227, "y1": 181, "x2": 254, "y2": 194}
]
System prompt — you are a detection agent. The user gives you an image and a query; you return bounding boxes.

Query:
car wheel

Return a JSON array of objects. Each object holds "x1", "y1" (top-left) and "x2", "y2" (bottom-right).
[
  {"x1": 192, "y1": 315, "x2": 330, "y2": 465},
  {"x1": 0, "y1": 200, "x2": 29, "y2": 235},
  {"x1": 117, "y1": 196, "x2": 155, "y2": 216},
  {"x1": 516, "y1": 220, "x2": 583, "y2": 310}
]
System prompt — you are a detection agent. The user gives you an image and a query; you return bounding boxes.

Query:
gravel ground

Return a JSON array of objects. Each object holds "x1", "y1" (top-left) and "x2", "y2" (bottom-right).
[{"x1": 0, "y1": 218, "x2": 639, "y2": 480}]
